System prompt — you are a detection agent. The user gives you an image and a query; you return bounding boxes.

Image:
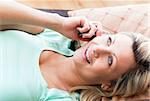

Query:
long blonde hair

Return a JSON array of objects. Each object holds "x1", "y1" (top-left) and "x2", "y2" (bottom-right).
[{"x1": 70, "y1": 32, "x2": 150, "y2": 101}]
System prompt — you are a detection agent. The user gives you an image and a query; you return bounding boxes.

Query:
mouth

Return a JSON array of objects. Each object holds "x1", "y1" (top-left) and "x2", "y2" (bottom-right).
[
  {"x1": 82, "y1": 42, "x2": 96, "y2": 64},
  {"x1": 85, "y1": 47, "x2": 91, "y2": 64}
]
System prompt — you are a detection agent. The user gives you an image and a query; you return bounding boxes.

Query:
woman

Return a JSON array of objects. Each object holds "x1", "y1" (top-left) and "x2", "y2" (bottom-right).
[{"x1": 0, "y1": 1, "x2": 149, "y2": 101}]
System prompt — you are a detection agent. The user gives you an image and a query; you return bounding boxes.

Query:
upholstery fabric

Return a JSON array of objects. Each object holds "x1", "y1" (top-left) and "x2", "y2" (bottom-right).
[{"x1": 68, "y1": 4, "x2": 150, "y2": 37}]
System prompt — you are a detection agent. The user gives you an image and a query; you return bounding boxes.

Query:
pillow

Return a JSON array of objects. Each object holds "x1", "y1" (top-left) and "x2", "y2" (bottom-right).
[{"x1": 68, "y1": 4, "x2": 150, "y2": 37}]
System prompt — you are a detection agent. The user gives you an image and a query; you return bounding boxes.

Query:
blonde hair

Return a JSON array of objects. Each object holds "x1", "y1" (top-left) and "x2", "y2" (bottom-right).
[{"x1": 70, "y1": 33, "x2": 150, "y2": 101}]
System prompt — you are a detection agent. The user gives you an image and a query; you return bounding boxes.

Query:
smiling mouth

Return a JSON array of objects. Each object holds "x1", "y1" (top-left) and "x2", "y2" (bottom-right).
[{"x1": 85, "y1": 48, "x2": 90, "y2": 64}]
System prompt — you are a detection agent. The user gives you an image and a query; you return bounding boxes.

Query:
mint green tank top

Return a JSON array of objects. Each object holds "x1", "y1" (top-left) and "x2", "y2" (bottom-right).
[{"x1": 0, "y1": 29, "x2": 79, "y2": 101}]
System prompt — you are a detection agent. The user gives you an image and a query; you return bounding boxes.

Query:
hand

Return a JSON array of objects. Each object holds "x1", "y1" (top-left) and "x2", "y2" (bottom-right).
[
  {"x1": 59, "y1": 16, "x2": 103, "y2": 41},
  {"x1": 77, "y1": 21, "x2": 103, "y2": 41}
]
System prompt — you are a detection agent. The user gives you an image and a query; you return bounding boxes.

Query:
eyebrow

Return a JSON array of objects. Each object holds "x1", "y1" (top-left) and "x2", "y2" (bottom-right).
[
  {"x1": 111, "y1": 35, "x2": 118, "y2": 67},
  {"x1": 112, "y1": 35, "x2": 116, "y2": 44},
  {"x1": 113, "y1": 53, "x2": 118, "y2": 68}
]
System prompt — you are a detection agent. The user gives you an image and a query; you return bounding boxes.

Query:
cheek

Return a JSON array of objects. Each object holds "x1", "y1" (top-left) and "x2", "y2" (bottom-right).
[
  {"x1": 93, "y1": 60, "x2": 109, "y2": 73},
  {"x1": 90, "y1": 61, "x2": 111, "y2": 80}
]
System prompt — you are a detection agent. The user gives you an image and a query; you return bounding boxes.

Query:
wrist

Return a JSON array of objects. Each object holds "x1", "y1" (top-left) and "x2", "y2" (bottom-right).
[
  {"x1": 47, "y1": 13, "x2": 66, "y2": 32},
  {"x1": 55, "y1": 15, "x2": 67, "y2": 34}
]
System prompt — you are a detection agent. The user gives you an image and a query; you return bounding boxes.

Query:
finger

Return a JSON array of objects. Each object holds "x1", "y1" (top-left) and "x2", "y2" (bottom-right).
[
  {"x1": 82, "y1": 25, "x2": 97, "y2": 39},
  {"x1": 95, "y1": 23, "x2": 103, "y2": 36},
  {"x1": 78, "y1": 18, "x2": 91, "y2": 33},
  {"x1": 81, "y1": 32, "x2": 94, "y2": 39},
  {"x1": 77, "y1": 25, "x2": 91, "y2": 38},
  {"x1": 90, "y1": 21, "x2": 103, "y2": 36},
  {"x1": 77, "y1": 26, "x2": 90, "y2": 34}
]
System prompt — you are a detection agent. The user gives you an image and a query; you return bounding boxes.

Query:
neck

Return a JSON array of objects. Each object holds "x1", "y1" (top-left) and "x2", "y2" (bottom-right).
[{"x1": 40, "y1": 53, "x2": 88, "y2": 91}]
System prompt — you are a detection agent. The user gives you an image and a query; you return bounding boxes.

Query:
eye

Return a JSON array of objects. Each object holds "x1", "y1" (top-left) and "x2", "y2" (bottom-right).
[
  {"x1": 107, "y1": 36, "x2": 112, "y2": 46},
  {"x1": 108, "y1": 55, "x2": 113, "y2": 66}
]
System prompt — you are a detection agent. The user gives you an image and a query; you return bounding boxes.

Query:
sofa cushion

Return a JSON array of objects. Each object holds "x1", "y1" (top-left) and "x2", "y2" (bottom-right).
[{"x1": 68, "y1": 4, "x2": 150, "y2": 37}]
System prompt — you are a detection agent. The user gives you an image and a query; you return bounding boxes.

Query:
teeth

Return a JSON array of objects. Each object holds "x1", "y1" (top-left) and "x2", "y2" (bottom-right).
[
  {"x1": 85, "y1": 48, "x2": 90, "y2": 64},
  {"x1": 87, "y1": 50, "x2": 90, "y2": 61}
]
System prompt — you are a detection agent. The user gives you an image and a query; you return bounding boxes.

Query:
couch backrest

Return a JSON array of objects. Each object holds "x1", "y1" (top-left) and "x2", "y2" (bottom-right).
[{"x1": 68, "y1": 4, "x2": 150, "y2": 37}]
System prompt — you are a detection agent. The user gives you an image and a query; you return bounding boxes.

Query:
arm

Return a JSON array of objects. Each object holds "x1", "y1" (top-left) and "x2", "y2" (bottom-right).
[
  {"x1": 0, "y1": 24, "x2": 44, "y2": 35},
  {"x1": 0, "y1": 1, "x2": 100, "y2": 40},
  {"x1": 0, "y1": 1, "x2": 64, "y2": 31}
]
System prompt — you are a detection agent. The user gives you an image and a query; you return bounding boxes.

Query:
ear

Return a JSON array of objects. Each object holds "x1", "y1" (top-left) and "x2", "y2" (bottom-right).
[{"x1": 101, "y1": 82, "x2": 113, "y2": 92}]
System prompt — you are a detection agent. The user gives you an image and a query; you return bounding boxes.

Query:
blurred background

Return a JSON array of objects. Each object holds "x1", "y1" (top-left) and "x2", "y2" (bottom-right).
[{"x1": 16, "y1": 0, "x2": 149, "y2": 10}]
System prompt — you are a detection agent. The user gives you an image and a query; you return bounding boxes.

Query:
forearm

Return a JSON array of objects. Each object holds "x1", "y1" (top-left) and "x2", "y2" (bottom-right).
[
  {"x1": 0, "y1": 1, "x2": 65, "y2": 32},
  {"x1": 0, "y1": 24, "x2": 44, "y2": 35}
]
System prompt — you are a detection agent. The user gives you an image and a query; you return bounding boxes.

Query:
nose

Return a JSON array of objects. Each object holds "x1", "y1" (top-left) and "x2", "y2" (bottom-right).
[{"x1": 93, "y1": 45, "x2": 112, "y2": 58}]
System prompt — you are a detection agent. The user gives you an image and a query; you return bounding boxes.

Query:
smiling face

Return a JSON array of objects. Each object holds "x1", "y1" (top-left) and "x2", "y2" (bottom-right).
[{"x1": 72, "y1": 33, "x2": 136, "y2": 84}]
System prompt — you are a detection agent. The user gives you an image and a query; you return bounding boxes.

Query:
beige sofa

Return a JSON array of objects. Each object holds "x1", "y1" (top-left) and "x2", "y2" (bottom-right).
[{"x1": 68, "y1": 4, "x2": 149, "y2": 38}]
